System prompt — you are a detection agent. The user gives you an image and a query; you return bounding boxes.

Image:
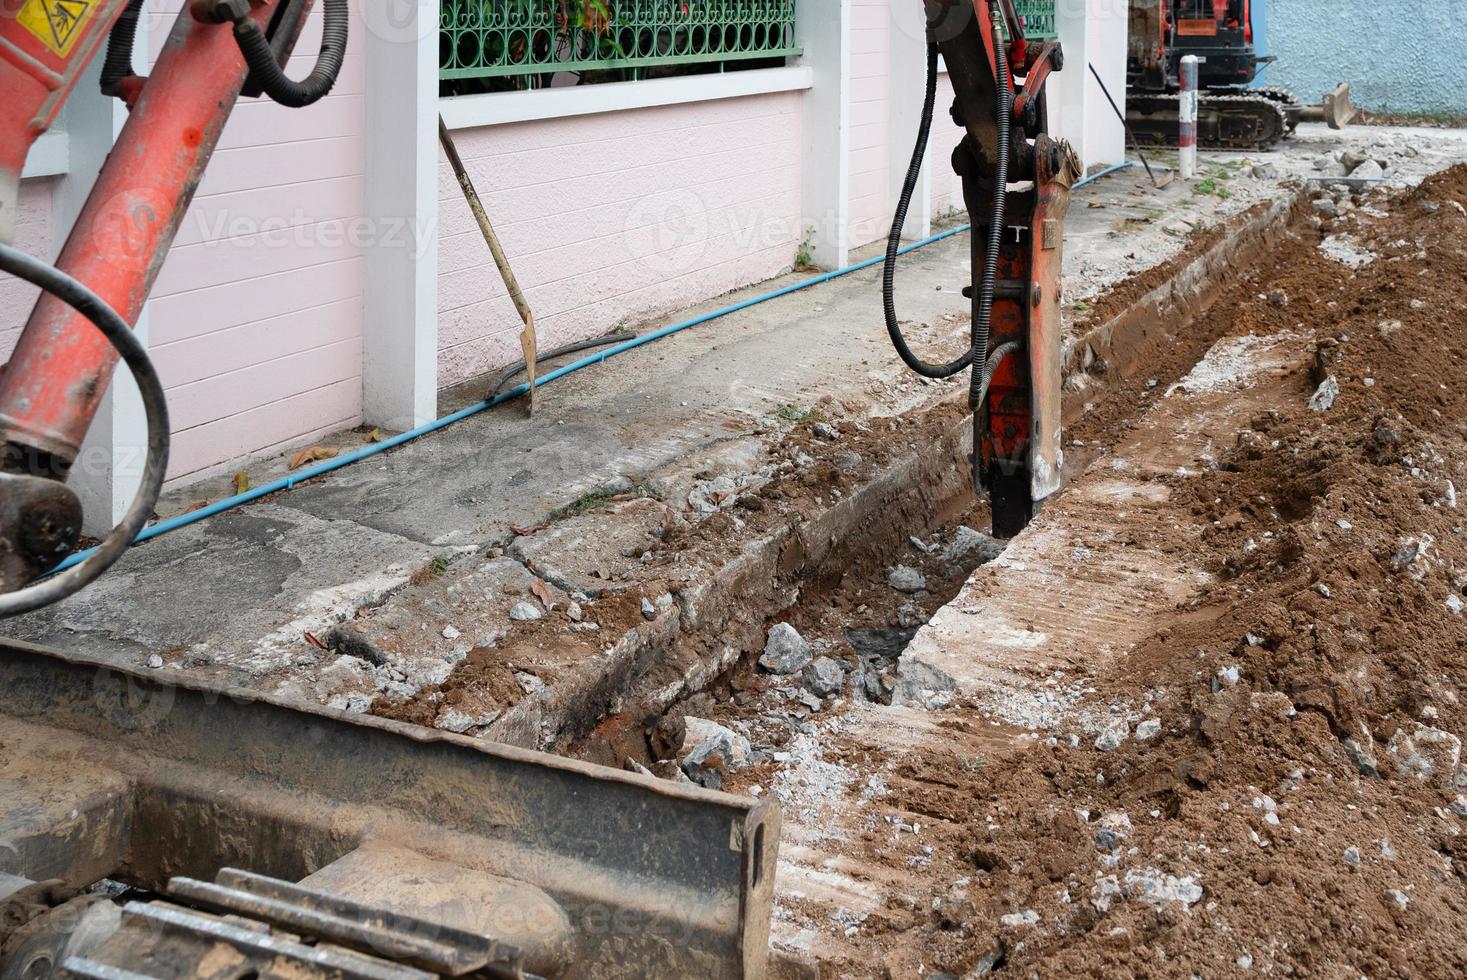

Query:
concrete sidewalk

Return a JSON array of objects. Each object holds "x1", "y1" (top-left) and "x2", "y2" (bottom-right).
[{"x1": 6, "y1": 122, "x2": 1460, "y2": 700}]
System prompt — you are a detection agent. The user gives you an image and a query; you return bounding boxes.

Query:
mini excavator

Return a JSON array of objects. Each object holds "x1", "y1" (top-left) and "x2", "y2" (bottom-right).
[
  {"x1": 1126, "y1": 0, "x2": 1357, "y2": 150},
  {"x1": 0, "y1": 1, "x2": 1074, "y2": 975}
]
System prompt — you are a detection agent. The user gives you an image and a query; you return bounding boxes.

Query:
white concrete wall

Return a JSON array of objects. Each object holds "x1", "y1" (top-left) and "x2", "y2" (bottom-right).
[{"x1": 1054, "y1": 0, "x2": 1128, "y2": 172}]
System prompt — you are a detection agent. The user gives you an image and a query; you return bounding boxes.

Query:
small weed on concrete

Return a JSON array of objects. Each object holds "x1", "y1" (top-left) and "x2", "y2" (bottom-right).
[{"x1": 410, "y1": 554, "x2": 453, "y2": 586}]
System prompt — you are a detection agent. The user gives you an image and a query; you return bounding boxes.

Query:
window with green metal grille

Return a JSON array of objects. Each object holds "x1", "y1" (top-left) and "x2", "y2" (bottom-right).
[
  {"x1": 441, "y1": 1, "x2": 802, "y2": 87},
  {"x1": 1013, "y1": 1, "x2": 1057, "y2": 40}
]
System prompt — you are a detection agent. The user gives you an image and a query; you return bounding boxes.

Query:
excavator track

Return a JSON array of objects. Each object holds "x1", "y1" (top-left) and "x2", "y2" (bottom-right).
[
  {"x1": 1249, "y1": 86, "x2": 1304, "y2": 132},
  {"x1": 1127, "y1": 92, "x2": 1290, "y2": 151}
]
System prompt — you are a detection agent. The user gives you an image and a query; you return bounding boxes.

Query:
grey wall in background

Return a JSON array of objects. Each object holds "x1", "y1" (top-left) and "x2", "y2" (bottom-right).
[{"x1": 1260, "y1": 2, "x2": 1466, "y2": 117}]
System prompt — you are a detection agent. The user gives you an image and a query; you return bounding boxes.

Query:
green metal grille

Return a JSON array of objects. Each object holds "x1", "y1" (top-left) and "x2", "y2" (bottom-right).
[
  {"x1": 1014, "y1": 1, "x2": 1057, "y2": 40},
  {"x1": 441, "y1": 1, "x2": 802, "y2": 83}
]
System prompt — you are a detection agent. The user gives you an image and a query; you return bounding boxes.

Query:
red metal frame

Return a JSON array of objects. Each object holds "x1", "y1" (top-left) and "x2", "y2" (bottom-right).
[
  {"x1": 0, "y1": 0, "x2": 303, "y2": 465},
  {"x1": 1011, "y1": 39, "x2": 1059, "y2": 125},
  {"x1": 0, "y1": 0, "x2": 132, "y2": 242}
]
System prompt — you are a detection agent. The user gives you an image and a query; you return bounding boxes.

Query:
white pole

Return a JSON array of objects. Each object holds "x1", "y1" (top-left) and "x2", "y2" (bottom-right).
[{"x1": 1179, "y1": 55, "x2": 1198, "y2": 180}]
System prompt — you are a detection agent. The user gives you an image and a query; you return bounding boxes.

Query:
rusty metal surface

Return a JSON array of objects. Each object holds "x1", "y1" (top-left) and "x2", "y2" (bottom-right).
[
  {"x1": 0, "y1": 638, "x2": 780, "y2": 978},
  {"x1": 1026, "y1": 134, "x2": 1080, "y2": 502}
]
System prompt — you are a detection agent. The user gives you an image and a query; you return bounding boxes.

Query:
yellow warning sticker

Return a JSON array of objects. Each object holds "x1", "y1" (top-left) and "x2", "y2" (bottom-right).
[{"x1": 15, "y1": 0, "x2": 93, "y2": 58}]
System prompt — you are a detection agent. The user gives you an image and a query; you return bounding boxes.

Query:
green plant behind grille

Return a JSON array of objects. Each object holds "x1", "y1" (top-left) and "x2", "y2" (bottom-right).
[{"x1": 442, "y1": 0, "x2": 802, "y2": 82}]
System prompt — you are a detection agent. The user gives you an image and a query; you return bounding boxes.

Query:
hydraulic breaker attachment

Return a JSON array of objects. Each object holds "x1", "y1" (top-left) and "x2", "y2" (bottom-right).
[{"x1": 886, "y1": 0, "x2": 1078, "y2": 537}]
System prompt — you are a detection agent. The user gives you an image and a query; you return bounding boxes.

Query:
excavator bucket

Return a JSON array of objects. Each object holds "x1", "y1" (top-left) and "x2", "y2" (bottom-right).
[
  {"x1": 0, "y1": 639, "x2": 782, "y2": 980},
  {"x1": 1302, "y1": 82, "x2": 1358, "y2": 129}
]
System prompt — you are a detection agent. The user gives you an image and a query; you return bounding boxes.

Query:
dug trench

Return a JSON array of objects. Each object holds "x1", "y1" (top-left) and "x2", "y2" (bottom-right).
[
  {"x1": 334, "y1": 167, "x2": 1467, "y2": 975},
  {"x1": 351, "y1": 188, "x2": 1304, "y2": 757}
]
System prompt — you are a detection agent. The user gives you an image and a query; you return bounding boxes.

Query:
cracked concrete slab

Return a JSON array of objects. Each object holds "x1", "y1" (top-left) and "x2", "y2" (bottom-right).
[{"x1": 4, "y1": 504, "x2": 441, "y2": 686}]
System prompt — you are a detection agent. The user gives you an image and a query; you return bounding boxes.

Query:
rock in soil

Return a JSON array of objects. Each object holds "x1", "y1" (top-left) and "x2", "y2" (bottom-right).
[
  {"x1": 508, "y1": 601, "x2": 542, "y2": 621},
  {"x1": 887, "y1": 565, "x2": 928, "y2": 593},
  {"x1": 760, "y1": 622, "x2": 813, "y2": 674},
  {"x1": 802, "y1": 656, "x2": 847, "y2": 698},
  {"x1": 678, "y1": 716, "x2": 751, "y2": 789},
  {"x1": 943, "y1": 525, "x2": 1005, "y2": 565}
]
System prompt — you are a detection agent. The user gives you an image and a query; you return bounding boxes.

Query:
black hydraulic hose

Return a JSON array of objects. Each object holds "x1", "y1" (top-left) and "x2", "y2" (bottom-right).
[
  {"x1": 881, "y1": 43, "x2": 973, "y2": 380},
  {"x1": 970, "y1": 8, "x2": 1011, "y2": 413},
  {"x1": 231, "y1": 0, "x2": 348, "y2": 108},
  {"x1": 0, "y1": 243, "x2": 170, "y2": 618},
  {"x1": 490, "y1": 332, "x2": 636, "y2": 396},
  {"x1": 977, "y1": 341, "x2": 1018, "y2": 409},
  {"x1": 100, "y1": 0, "x2": 143, "y2": 98}
]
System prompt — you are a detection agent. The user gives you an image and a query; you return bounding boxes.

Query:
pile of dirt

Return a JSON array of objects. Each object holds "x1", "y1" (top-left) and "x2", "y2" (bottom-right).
[{"x1": 839, "y1": 166, "x2": 1467, "y2": 977}]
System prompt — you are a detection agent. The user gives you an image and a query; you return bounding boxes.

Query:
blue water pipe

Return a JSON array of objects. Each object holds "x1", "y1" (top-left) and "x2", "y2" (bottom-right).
[{"x1": 52, "y1": 161, "x2": 1134, "y2": 574}]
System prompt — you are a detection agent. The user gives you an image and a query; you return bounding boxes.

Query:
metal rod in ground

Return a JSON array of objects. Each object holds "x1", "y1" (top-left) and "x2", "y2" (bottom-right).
[
  {"x1": 1087, "y1": 62, "x2": 1162, "y2": 187},
  {"x1": 437, "y1": 114, "x2": 538, "y2": 415},
  {"x1": 1179, "y1": 56, "x2": 1199, "y2": 180}
]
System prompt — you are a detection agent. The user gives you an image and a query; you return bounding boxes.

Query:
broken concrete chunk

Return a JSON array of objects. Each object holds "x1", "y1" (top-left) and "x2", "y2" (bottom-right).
[
  {"x1": 441, "y1": 625, "x2": 460, "y2": 640},
  {"x1": 803, "y1": 656, "x2": 848, "y2": 698},
  {"x1": 566, "y1": 601, "x2": 583, "y2": 622},
  {"x1": 891, "y1": 657, "x2": 958, "y2": 707},
  {"x1": 1122, "y1": 868, "x2": 1203, "y2": 908},
  {"x1": 688, "y1": 475, "x2": 743, "y2": 516},
  {"x1": 998, "y1": 910, "x2": 1038, "y2": 929},
  {"x1": 1135, "y1": 718, "x2": 1161, "y2": 741},
  {"x1": 812, "y1": 422, "x2": 840, "y2": 441},
  {"x1": 1385, "y1": 725, "x2": 1462, "y2": 783},
  {"x1": 1343, "y1": 737, "x2": 1380, "y2": 778},
  {"x1": 508, "y1": 601, "x2": 543, "y2": 622},
  {"x1": 679, "y1": 716, "x2": 752, "y2": 789},
  {"x1": 1095, "y1": 718, "x2": 1129, "y2": 753},
  {"x1": 944, "y1": 526, "x2": 1006, "y2": 565},
  {"x1": 1340, "y1": 148, "x2": 1372, "y2": 174},
  {"x1": 760, "y1": 622, "x2": 813, "y2": 674},
  {"x1": 887, "y1": 565, "x2": 928, "y2": 593},
  {"x1": 434, "y1": 706, "x2": 500, "y2": 734},
  {"x1": 1308, "y1": 376, "x2": 1340, "y2": 413},
  {"x1": 640, "y1": 597, "x2": 656, "y2": 620},
  {"x1": 1352, "y1": 159, "x2": 1387, "y2": 182}
]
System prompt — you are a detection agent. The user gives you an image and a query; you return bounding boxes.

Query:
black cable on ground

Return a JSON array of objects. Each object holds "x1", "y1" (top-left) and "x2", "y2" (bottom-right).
[
  {"x1": 881, "y1": 42, "x2": 973, "y2": 380},
  {"x1": 0, "y1": 243, "x2": 170, "y2": 618},
  {"x1": 231, "y1": 0, "x2": 348, "y2": 108},
  {"x1": 491, "y1": 332, "x2": 637, "y2": 396}
]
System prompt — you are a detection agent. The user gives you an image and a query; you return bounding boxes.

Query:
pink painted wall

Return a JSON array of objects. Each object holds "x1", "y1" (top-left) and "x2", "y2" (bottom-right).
[
  {"x1": 848, "y1": 0, "x2": 891, "y2": 249},
  {"x1": 0, "y1": 179, "x2": 53, "y2": 363},
  {"x1": 927, "y1": 71, "x2": 967, "y2": 219},
  {"x1": 436, "y1": 91, "x2": 804, "y2": 389},
  {"x1": 847, "y1": 3, "x2": 967, "y2": 251},
  {"x1": 146, "y1": 2, "x2": 367, "y2": 483}
]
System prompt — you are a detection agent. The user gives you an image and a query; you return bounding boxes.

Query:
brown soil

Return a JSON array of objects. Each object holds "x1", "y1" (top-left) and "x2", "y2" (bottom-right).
[
  {"x1": 1071, "y1": 221, "x2": 1230, "y2": 332},
  {"x1": 749, "y1": 166, "x2": 1467, "y2": 977}
]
